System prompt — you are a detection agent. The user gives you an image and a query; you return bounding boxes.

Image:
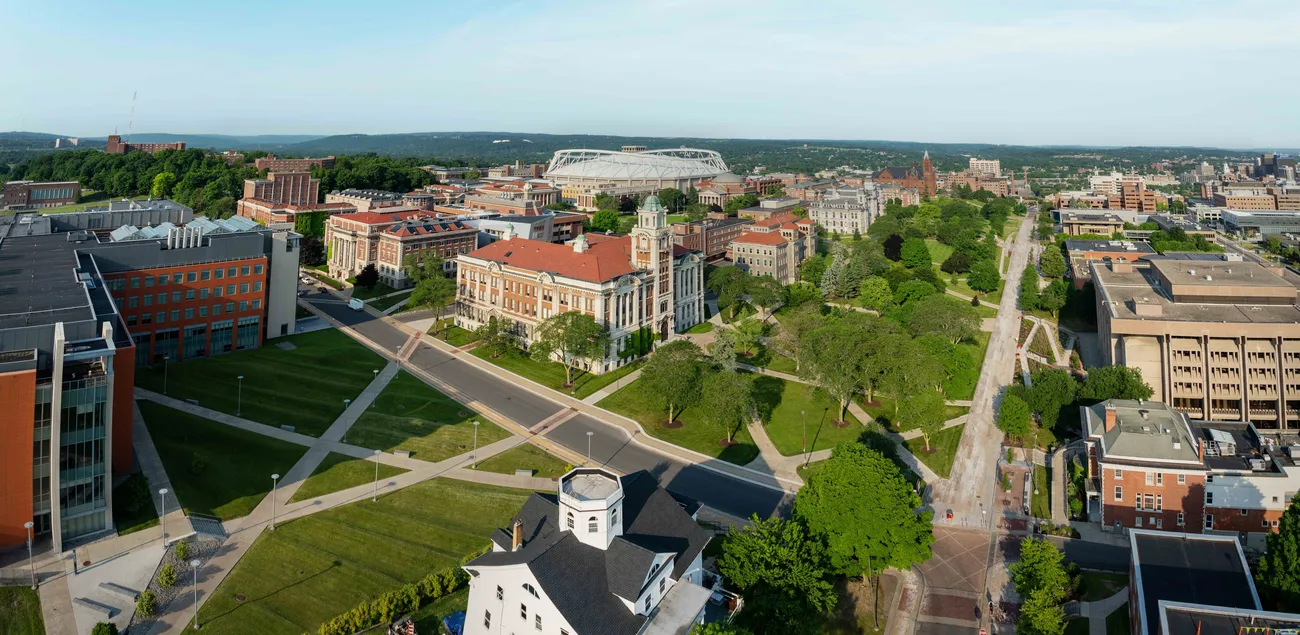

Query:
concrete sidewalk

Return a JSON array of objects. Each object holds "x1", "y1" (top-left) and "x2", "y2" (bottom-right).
[{"x1": 580, "y1": 368, "x2": 643, "y2": 405}]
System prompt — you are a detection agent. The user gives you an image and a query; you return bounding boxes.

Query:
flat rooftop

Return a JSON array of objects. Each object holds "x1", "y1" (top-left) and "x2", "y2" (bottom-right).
[
  {"x1": 1083, "y1": 400, "x2": 1202, "y2": 465},
  {"x1": 1062, "y1": 211, "x2": 1124, "y2": 223},
  {"x1": 0, "y1": 233, "x2": 94, "y2": 331},
  {"x1": 1189, "y1": 421, "x2": 1293, "y2": 473},
  {"x1": 562, "y1": 471, "x2": 620, "y2": 502},
  {"x1": 1065, "y1": 239, "x2": 1155, "y2": 255},
  {"x1": 1162, "y1": 604, "x2": 1300, "y2": 635},
  {"x1": 1094, "y1": 262, "x2": 1300, "y2": 324},
  {"x1": 1149, "y1": 258, "x2": 1294, "y2": 289},
  {"x1": 1133, "y1": 531, "x2": 1259, "y2": 635}
]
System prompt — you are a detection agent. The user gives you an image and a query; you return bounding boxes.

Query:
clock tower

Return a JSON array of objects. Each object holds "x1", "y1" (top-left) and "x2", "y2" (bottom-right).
[{"x1": 630, "y1": 195, "x2": 675, "y2": 339}]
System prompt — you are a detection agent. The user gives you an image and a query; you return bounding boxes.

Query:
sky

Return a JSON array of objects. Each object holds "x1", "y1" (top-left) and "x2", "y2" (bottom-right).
[{"x1": 4, "y1": 0, "x2": 1300, "y2": 148}]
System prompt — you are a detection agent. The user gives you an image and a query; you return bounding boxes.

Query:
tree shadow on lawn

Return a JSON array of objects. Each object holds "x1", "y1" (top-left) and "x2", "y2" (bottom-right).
[{"x1": 201, "y1": 557, "x2": 343, "y2": 625}]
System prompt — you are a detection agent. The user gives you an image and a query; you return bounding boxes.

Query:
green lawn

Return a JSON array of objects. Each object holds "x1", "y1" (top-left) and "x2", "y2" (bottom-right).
[
  {"x1": 686, "y1": 321, "x2": 714, "y2": 334},
  {"x1": 473, "y1": 443, "x2": 571, "y2": 479},
  {"x1": 598, "y1": 380, "x2": 759, "y2": 465},
  {"x1": 859, "y1": 397, "x2": 967, "y2": 432},
  {"x1": 760, "y1": 377, "x2": 868, "y2": 456},
  {"x1": 431, "y1": 320, "x2": 480, "y2": 347},
  {"x1": 186, "y1": 479, "x2": 529, "y2": 635},
  {"x1": 471, "y1": 346, "x2": 642, "y2": 399},
  {"x1": 294, "y1": 304, "x2": 313, "y2": 320},
  {"x1": 347, "y1": 281, "x2": 398, "y2": 300},
  {"x1": 138, "y1": 401, "x2": 307, "y2": 521},
  {"x1": 112, "y1": 472, "x2": 160, "y2": 536},
  {"x1": 902, "y1": 424, "x2": 964, "y2": 478},
  {"x1": 924, "y1": 239, "x2": 954, "y2": 265},
  {"x1": 315, "y1": 274, "x2": 343, "y2": 289},
  {"x1": 666, "y1": 214, "x2": 690, "y2": 224},
  {"x1": 1029, "y1": 324, "x2": 1055, "y2": 360},
  {"x1": 744, "y1": 343, "x2": 799, "y2": 375},
  {"x1": 411, "y1": 588, "x2": 469, "y2": 634},
  {"x1": 1077, "y1": 571, "x2": 1128, "y2": 602},
  {"x1": 345, "y1": 371, "x2": 510, "y2": 462},
  {"x1": 0, "y1": 587, "x2": 44, "y2": 635},
  {"x1": 8, "y1": 195, "x2": 149, "y2": 215},
  {"x1": 950, "y1": 331, "x2": 992, "y2": 401},
  {"x1": 797, "y1": 459, "x2": 825, "y2": 482},
  {"x1": 718, "y1": 301, "x2": 757, "y2": 324},
  {"x1": 951, "y1": 275, "x2": 1004, "y2": 305},
  {"x1": 288, "y1": 453, "x2": 409, "y2": 503},
  {"x1": 135, "y1": 329, "x2": 385, "y2": 437},
  {"x1": 366, "y1": 290, "x2": 412, "y2": 312},
  {"x1": 1031, "y1": 466, "x2": 1051, "y2": 519}
]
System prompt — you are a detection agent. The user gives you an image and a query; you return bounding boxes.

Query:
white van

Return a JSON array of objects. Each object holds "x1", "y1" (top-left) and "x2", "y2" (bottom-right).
[{"x1": 347, "y1": 298, "x2": 365, "y2": 311}]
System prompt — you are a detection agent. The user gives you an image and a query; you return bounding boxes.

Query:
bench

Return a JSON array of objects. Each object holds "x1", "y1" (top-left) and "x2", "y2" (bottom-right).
[
  {"x1": 99, "y1": 582, "x2": 139, "y2": 600},
  {"x1": 394, "y1": 450, "x2": 411, "y2": 459},
  {"x1": 73, "y1": 597, "x2": 116, "y2": 618}
]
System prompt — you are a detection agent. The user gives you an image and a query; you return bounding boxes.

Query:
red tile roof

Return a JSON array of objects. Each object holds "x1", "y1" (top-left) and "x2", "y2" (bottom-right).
[
  {"x1": 466, "y1": 237, "x2": 636, "y2": 283},
  {"x1": 385, "y1": 219, "x2": 474, "y2": 237},
  {"x1": 332, "y1": 210, "x2": 428, "y2": 226},
  {"x1": 753, "y1": 212, "x2": 804, "y2": 228},
  {"x1": 732, "y1": 231, "x2": 789, "y2": 246}
]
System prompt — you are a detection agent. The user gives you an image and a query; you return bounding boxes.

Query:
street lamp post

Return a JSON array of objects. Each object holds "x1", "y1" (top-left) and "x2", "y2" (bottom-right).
[
  {"x1": 163, "y1": 356, "x2": 171, "y2": 395},
  {"x1": 372, "y1": 369, "x2": 379, "y2": 380},
  {"x1": 270, "y1": 474, "x2": 280, "y2": 530},
  {"x1": 191, "y1": 558, "x2": 202, "y2": 630},
  {"x1": 159, "y1": 488, "x2": 169, "y2": 546},
  {"x1": 23, "y1": 521, "x2": 34, "y2": 589},
  {"x1": 471, "y1": 421, "x2": 480, "y2": 468},
  {"x1": 801, "y1": 409, "x2": 807, "y2": 455},
  {"x1": 236, "y1": 375, "x2": 244, "y2": 417},
  {"x1": 586, "y1": 431, "x2": 594, "y2": 466},
  {"x1": 372, "y1": 449, "x2": 382, "y2": 502}
]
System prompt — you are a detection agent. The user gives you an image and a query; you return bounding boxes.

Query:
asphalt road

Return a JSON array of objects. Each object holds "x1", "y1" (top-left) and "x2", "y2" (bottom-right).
[{"x1": 303, "y1": 292, "x2": 788, "y2": 519}]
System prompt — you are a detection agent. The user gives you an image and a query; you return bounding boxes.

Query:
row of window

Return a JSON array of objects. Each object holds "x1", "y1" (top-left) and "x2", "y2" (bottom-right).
[
  {"x1": 1112, "y1": 469, "x2": 1186, "y2": 486},
  {"x1": 124, "y1": 282, "x2": 262, "y2": 307},
  {"x1": 119, "y1": 263, "x2": 264, "y2": 290},
  {"x1": 125, "y1": 300, "x2": 260, "y2": 327}
]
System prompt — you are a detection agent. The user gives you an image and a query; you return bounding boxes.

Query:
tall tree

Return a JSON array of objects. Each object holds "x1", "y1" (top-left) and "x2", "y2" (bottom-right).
[
  {"x1": 658, "y1": 187, "x2": 686, "y2": 212},
  {"x1": 967, "y1": 260, "x2": 1001, "y2": 294},
  {"x1": 710, "y1": 327, "x2": 738, "y2": 372},
  {"x1": 819, "y1": 254, "x2": 845, "y2": 299},
  {"x1": 997, "y1": 392, "x2": 1032, "y2": 438},
  {"x1": 940, "y1": 251, "x2": 972, "y2": 274},
  {"x1": 354, "y1": 263, "x2": 380, "y2": 289},
  {"x1": 769, "y1": 304, "x2": 822, "y2": 372},
  {"x1": 906, "y1": 294, "x2": 979, "y2": 344},
  {"x1": 794, "y1": 442, "x2": 934, "y2": 627},
  {"x1": 406, "y1": 258, "x2": 456, "y2": 332},
  {"x1": 1038, "y1": 279, "x2": 1068, "y2": 317},
  {"x1": 701, "y1": 371, "x2": 756, "y2": 444},
  {"x1": 733, "y1": 318, "x2": 765, "y2": 356},
  {"x1": 1010, "y1": 536, "x2": 1070, "y2": 635},
  {"x1": 748, "y1": 276, "x2": 784, "y2": 316},
  {"x1": 900, "y1": 238, "x2": 932, "y2": 269},
  {"x1": 474, "y1": 316, "x2": 516, "y2": 359},
  {"x1": 530, "y1": 312, "x2": 611, "y2": 387},
  {"x1": 1019, "y1": 264, "x2": 1041, "y2": 310},
  {"x1": 898, "y1": 391, "x2": 946, "y2": 451},
  {"x1": 1025, "y1": 368, "x2": 1077, "y2": 429},
  {"x1": 1257, "y1": 495, "x2": 1300, "y2": 611},
  {"x1": 716, "y1": 516, "x2": 837, "y2": 635},
  {"x1": 151, "y1": 171, "x2": 177, "y2": 199},
  {"x1": 1039, "y1": 246, "x2": 1067, "y2": 278},
  {"x1": 707, "y1": 267, "x2": 750, "y2": 319},
  {"x1": 1079, "y1": 365, "x2": 1154, "y2": 401},
  {"x1": 638, "y1": 340, "x2": 704, "y2": 424},
  {"x1": 589, "y1": 209, "x2": 621, "y2": 233},
  {"x1": 882, "y1": 234, "x2": 905, "y2": 261},
  {"x1": 858, "y1": 276, "x2": 894, "y2": 312},
  {"x1": 800, "y1": 324, "x2": 865, "y2": 423}
]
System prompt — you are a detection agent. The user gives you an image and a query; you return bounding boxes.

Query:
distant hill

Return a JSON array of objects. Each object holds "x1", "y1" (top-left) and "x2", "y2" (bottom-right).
[{"x1": 84, "y1": 133, "x2": 326, "y2": 151}]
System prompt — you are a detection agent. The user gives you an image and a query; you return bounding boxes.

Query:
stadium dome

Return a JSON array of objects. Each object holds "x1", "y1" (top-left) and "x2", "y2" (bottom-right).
[{"x1": 545, "y1": 148, "x2": 730, "y2": 189}]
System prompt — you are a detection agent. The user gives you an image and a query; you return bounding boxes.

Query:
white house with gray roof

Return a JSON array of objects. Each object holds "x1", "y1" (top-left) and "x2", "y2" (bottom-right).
[{"x1": 462, "y1": 467, "x2": 718, "y2": 635}]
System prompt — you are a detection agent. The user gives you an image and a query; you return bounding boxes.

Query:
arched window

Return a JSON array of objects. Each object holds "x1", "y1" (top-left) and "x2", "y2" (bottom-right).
[
  {"x1": 588, "y1": 516, "x2": 598, "y2": 533},
  {"x1": 523, "y1": 583, "x2": 539, "y2": 598},
  {"x1": 566, "y1": 512, "x2": 574, "y2": 530}
]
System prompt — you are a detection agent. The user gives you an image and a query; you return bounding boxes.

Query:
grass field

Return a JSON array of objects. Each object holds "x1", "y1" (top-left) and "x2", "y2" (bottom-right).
[
  {"x1": 366, "y1": 290, "x2": 412, "y2": 312},
  {"x1": 345, "y1": 371, "x2": 510, "y2": 462},
  {"x1": 2, "y1": 195, "x2": 149, "y2": 216},
  {"x1": 135, "y1": 329, "x2": 385, "y2": 438},
  {"x1": 411, "y1": 588, "x2": 469, "y2": 634},
  {"x1": 473, "y1": 443, "x2": 570, "y2": 479},
  {"x1": 186, "y1": 479, "x2": 529, "y2": 635},
  {"x1": 0, "y1": 587, "x2": 44, "y2": 635},
  {"x1": 902, "y1": 424, "x2": 964, "y2": 478},
  {"x1": 1076, "y1": 571, "x2": 1128, "y2": 602},
  {"x1": 860, "y1": 397, "x2": 967, "y2": 432},
  {"x1": 760, "y1": 377, "x2": 868, "y2": 456},
  {"x1": 951, "y1": 276, "x2": 1004, "y2": 305},
  {"x1": 924, "y1": 239, "x2": 954, "y2": 265},
  {"x1": 598, "y1": 380, "x2": 759, "y2": 465},
  {"x1": 744, "y1": 344, "x2": 799, "y2": 375},
  {"x1": 950, "y1": 331, "x2": 992, "y2": 401},
  {"x1": 288, "y1": 453, "x2": 409, "y2": 503},
  {"x1": 431, "y1": 320, "x2": 479, "y2": 347},
  {"x1": 112, "y1": 472, "x2": 160, "y2": 536},
  {"x1": 686, "y1": 321, "x2": 714, "y2": 334},
  {"x1": 1029, "y1": 324, "x2": 1055, "y2": 360},
  {"x1": 471, "y1": 346, "x2": 642, "y2": 399},
  {"x1": 140, "y1": 402, "x2": 307, "y2": 520},
  {"x1": 347, "y1": 281, "x2": 398, "y2": 300},
  {"x1": 1031, "y1": 465, "x2": 1051, "y2": 519}
]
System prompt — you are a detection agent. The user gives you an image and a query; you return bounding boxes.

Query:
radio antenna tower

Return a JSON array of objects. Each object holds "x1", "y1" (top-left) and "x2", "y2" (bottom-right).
[{"x1": 127, "y1": 91, "x2": 137, "y2": 141}]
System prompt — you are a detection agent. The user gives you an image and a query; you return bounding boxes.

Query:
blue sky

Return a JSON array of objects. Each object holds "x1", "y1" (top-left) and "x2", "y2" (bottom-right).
[{"x1": 4, "y1": 0, "x2": 1299, "y2": 148}]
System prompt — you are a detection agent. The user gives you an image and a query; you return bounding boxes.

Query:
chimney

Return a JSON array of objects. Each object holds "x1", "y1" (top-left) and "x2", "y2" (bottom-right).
[
  {"x1": 573, "y1": 234, "x2": 589, "y2": 253},
  {"x1": 1104, "y1": 406, "x2": 1117, "y2": 432},
  {"x1": 511, "y1": 519, "x2": 524, "y2": 552},
  {"x1": 1198, "y1": 439, "x2": 1205, "y2": 462}
]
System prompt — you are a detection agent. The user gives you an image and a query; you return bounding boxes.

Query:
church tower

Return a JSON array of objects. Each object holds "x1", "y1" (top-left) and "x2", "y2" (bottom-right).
[
  {"x1": 921, "y1": 150, "x2": 937, "y2": 197},
  {"x1": 630, "y1": 195, "x2": 675, "y2": 338}
]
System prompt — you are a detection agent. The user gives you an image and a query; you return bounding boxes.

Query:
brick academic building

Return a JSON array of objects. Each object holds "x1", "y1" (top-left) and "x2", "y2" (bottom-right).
[
  {"x1": 105, "y1": 135, "x2": 186, "y2": 154},
  {"x1": 871, "y1": 152, "x2": 937, "y2": 197},
  {"x1": 0, "y1": 202, "x2": 299, "y2": 551}
]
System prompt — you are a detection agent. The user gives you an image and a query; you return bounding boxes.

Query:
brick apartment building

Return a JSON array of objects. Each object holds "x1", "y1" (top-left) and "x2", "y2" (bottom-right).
[
  {"x1": 453, "y1": 196, "x2": 706, "y2": 371},
  {"x1": 671, "y1": 215, "x2": 752, "y2": 260},
  {"x1": 0, "y1": 203, "x2": 299, "y2": 552},
  {"x1": 1092, "y1": 256, "x2": 1300, "y2": 429},
  {"x1": 1, "y1": 180, "x2": 81, "y2": 210},
  {"x1": 1083, "y1": 399, "x2": 1300, "y2": 541},
  {"x1": 325, "y1": 210, "x2": 478, "y2": 288},
  {"x1": 946, "y1": 171, "x2": 1011, "y2": 197},
  {"x1": 243, "y1": 171, "x2": 320, "y2": 206},
  {"x1": 105, "y1": 135, "x2": 185, "y2": 154},
  {"x1": 253, "y1": 154, "x2": 336, "y2": 171},
  {"x1": 729, "y1": 213, "x2": 816, "y2": 284}
]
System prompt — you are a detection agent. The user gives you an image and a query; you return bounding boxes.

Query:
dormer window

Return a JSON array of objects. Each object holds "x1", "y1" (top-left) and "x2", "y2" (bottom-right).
[
  {"x1": 650, "y1": 563, "x2": 660, "y2": 577},
  {"x1": 588, "y1": 516, "x2": 598, "y2": 533}
]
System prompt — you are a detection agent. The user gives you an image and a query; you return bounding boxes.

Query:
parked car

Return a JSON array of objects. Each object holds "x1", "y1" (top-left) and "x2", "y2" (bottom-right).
[
  {"x1": 317, "y1": 286, "x2": 327, "y2": 293},
  {"x1": 296, "y1": 289, "x2": 308, "y2": 297}
]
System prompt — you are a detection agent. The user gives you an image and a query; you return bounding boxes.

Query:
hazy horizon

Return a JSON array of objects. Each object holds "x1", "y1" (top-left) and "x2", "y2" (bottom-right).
[{"x1": 5, "y1": 0, "x2": 1299, "y2": 148}]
